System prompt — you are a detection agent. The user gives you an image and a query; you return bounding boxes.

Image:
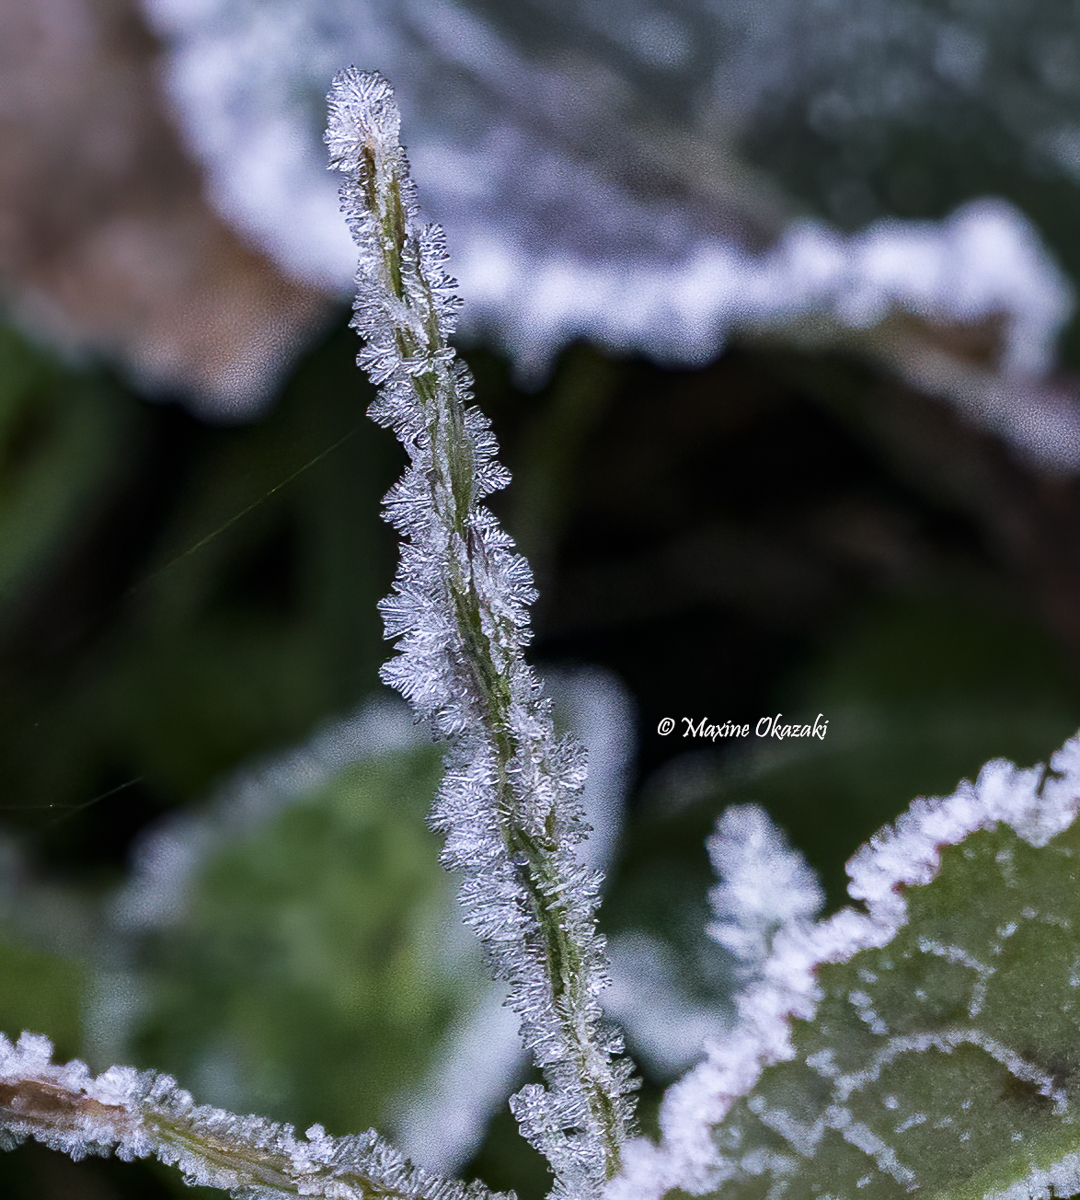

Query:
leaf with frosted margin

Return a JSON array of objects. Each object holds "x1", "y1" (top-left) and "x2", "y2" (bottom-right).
[
  {"x1": 610, "y1": 733, "x2": 1080, "y2": 1200},
  {"x1": 145, "y1": 0, "x2": 1080, "y2": 471}
]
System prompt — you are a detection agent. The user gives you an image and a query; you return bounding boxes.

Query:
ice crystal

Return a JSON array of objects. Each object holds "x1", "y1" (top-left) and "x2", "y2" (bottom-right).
[
  {"x1": 326, "y1": 68, "x2": 635, "y2": 1198},
  {"x1": 706, "y1": 804, "x2": 823, "y2": 971},
  {"x1": 0, "y1": 1032, "x2": 502, "y2": 1200}
]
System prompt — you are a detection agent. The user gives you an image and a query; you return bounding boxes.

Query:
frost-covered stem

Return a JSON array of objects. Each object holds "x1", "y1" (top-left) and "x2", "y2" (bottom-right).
[
  {"x1": 326, "y1": 69, "x2": 635, "y2": 1197},
  {"x1": 0, "y1": 1033, "x2": 497, "y2": 1200}
]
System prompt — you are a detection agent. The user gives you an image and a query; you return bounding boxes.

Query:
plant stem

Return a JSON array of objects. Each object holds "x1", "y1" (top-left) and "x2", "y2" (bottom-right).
[{"x1": 326, "y1": 67, "x2": 636, "y2": 1199}]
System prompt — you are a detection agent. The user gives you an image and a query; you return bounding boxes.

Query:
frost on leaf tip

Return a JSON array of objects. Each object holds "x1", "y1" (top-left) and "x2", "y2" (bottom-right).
[
  {"x1": 325, "y1": 67, "x2": 402, "y2": 173},
  {"x1": 706, "y1": 804, "x2": 823, "y2": 971}
]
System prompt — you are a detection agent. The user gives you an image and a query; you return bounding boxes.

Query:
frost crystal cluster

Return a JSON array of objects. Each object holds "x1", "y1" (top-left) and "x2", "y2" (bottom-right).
[
  {"x1": 325, "y1": 68, "x2": 635, "y2": 1198},
  {"x1": 706, "y1": 804, "x2": 823, "y2": 971},
  {"x1": 0, "y1": 1031, "x2": 501, "y2": 1200}
]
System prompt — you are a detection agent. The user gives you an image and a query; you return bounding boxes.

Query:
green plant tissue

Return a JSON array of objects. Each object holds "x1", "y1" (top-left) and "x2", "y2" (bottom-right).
[
  {"x1": 117, "y1": 742, "x2": 477, "y2": 1137},
  {"x1": 697, "y1": 815, "x2": 1080, "y2": 1200}
]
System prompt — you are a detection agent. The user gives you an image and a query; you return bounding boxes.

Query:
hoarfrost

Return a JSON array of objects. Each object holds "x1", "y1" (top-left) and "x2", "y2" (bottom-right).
[
  {"x1": 0, "y1": 1032, "x2": 507, "y2": 1200},
  {"x1": 706, "y1": 804, "x2": 823, "y2": 970},
  {"x1": 607, "y1": 733, "x2": 1080, "y2": 1200},
  {"x1": 327, "y1": 68, "x2": 635, "y2": 1196},
  {"x1": 141, "y1": 0, "x2": 1080, "y2": 469}
]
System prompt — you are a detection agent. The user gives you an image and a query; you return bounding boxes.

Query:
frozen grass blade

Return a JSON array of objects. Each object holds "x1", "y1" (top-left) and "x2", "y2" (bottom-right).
[
  {"x1": 0, "y1": 1032, "x2": 502, "y2": 1200},
  {"x1": 325, "y1": 68, "x2": 636, "y2": 1199}
]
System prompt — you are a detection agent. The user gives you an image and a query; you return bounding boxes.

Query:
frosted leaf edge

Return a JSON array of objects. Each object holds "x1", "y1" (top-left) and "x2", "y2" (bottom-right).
[{"x1": 608, "y1": 734, "x2": 1080, "y2": 1200}]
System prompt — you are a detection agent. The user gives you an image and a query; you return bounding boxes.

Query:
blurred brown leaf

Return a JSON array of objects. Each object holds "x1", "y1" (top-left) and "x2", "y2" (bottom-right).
[{"x1": 0, "y1": 0, "x2": 328, "y2": 417}]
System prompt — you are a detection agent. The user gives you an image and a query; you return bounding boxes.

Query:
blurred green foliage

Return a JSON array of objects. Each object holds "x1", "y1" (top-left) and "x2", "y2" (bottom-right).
[
  {"x1": 0, "y1": 320, "x2": 400, "y2": 869},
  {"x1": 0, "y1": 938, "x2": 84, "y2": 1063},
  {"x1": 123, "y1": 746, "x2": 462, "y2": 1136}
]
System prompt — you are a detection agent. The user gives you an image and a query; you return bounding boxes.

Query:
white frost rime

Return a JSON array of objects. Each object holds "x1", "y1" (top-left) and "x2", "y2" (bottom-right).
[
  {"x1": 607, "y1": 735, "x2": 1080, "y2": 1200},
  {"x1": 326, "y1": 68, "x2": 635, "y2": 1198},
  {"x1": 0, "y1": 1031, "x2": 500, "y2": 1200},
  {"x1": 706, "y1": 804, "x2": 823, "y2": 971}
]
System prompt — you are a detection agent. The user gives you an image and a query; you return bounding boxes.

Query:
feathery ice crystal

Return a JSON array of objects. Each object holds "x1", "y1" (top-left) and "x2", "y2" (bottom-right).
[
  {"x1": 0, "y1": 1029, "x2": 504, "y2": 1200},
  {"x1": 706, "y1": 804, "x2": 824, "y2": 972},
  {"x1": 325, "y1": 67, "x2": 636, "y2": 1197}
]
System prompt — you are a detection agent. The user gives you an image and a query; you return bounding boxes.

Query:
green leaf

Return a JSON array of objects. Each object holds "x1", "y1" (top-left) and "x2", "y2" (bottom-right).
[
  {"x1": 615, "y1": 735, "x2": 1080, "y2": 1200},
  {"x1": 715, "y1": 820, "x2": 1080, "y2": 1200},
  {"x1": 114, "y1": 735, "x2": 482, "y2": 1137}
]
